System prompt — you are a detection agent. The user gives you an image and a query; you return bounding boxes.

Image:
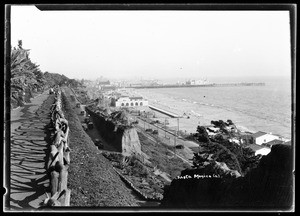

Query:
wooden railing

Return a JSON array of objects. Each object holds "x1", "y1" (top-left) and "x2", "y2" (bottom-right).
[{"x1": 42, "y1": 89, "x2": 71, "y2": 207}]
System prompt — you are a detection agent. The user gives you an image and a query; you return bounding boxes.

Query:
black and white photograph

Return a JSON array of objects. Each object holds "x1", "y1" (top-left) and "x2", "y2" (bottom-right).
[{"x1": 3, "y1": 4, "x2": 295, "y2": 212}]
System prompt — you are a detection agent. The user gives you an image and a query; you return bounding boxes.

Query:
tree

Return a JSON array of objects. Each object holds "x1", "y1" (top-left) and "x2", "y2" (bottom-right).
[
  {"x1": 193, "y1": 123, "x2": 260, "y2": 176},
  {"x1": 10, "y1": 41, "x2": 75, "y2": 109},
  {"x1": 11, "y1": 43, "x2": 36, "y2": 107},
  {"x1": 195, "y1": 126, "x2": 210, "y2": 143},
  {"x1": 227, "y1": 119, "x2": 233, "y2": 125}
]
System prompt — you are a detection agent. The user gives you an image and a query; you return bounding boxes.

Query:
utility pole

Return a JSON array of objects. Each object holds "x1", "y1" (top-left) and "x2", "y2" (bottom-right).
[
  {"x1": 177, "y1": 118, "x2": 179, "y2": 137},
  {"x1": 174, "y1": 132, "x2": 176, "y2": 154},
  {"x1": 164, "y1": 117, "x2": 167, "y2": 138},
  {"x1": 155, "y1": 122, "x2": 158, "y2": 144}
]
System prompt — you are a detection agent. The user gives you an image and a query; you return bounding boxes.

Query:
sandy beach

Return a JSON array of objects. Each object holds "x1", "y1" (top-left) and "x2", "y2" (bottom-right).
[
  {"x1": 122, "y1": 88, "x2": 212, "y2": 135},
  {"x1": 127, "y1": 88, "x2": 270, "y2": 136},
  {"x1": 114, "y1": 86, "x2": 291, "y2": 140}
]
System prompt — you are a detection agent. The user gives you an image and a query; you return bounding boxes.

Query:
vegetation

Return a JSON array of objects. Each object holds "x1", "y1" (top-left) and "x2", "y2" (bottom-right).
[
  {"x1": 192, "y1": 120, "x2": 261, "y2": 176},
  {"x1": 194, "y1": 126, "x2": 210, "y2": 143},
  {"x1": 138, "y1": 131, "x2": 191, "y2": 179},
  {"x1": 11, "y1": 40, "x2": 45, "y2": 107},
  {"x1": 102, "y1": 151, "x2": 165, "y2": 199},
  {"x1": 10, "y1": 40, "x2": 81, "y2": 109},
  {"x1": 161, "y1": 144, "x2": 293, "y2": 209},
  {"x1": 100, "y1": 129, "x2": 192, "y2": 200}
]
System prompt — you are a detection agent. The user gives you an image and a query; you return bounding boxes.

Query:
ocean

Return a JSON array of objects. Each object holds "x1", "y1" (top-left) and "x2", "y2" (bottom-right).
[{"x1": 134, "y1": 76, "x2": 292, "y2": 139}]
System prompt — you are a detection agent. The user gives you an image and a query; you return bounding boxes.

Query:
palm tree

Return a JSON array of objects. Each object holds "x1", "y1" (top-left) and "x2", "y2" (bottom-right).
[{"x1": 10, "y1": 41, "x2": 45, "y2": 108}]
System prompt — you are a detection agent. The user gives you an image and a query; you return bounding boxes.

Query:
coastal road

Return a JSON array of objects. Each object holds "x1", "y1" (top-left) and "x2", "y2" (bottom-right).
[{"x1": 9, "y1": 90, "x2": 54, "y2": 210}]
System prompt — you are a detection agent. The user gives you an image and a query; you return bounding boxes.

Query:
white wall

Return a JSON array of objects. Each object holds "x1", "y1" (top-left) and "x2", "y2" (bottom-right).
[
  {"x1": 255, "y1": 134, "x2": 279, "y2": 145},
  {"x1": 115, "y1": 97, "x2": 148, "y2": 107},
  {"x1": 255, "y1": 147, "x2": 271, "y2": 156}
]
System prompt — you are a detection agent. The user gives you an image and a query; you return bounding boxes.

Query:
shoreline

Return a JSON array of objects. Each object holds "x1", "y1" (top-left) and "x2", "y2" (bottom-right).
[{"x1": 124, "y1": 88, "x2": 290, "y2": 140}]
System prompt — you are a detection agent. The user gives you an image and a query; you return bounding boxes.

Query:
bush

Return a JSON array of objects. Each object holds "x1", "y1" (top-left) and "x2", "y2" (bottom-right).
[
  {"x1": 195, "y1": 126, "x2": 210, "y2": 143},
  {"x1": 227, "y1": 119, "x2": 233, "y2": 125},
  {"x1": 129, "y1": 158, "x2": 149, "y2": 178}
]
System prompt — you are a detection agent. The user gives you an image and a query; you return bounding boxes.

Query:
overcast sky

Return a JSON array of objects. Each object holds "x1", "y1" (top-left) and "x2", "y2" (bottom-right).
[{"x1": 10, "y1": 6, "x2": 291, "y2": 81}]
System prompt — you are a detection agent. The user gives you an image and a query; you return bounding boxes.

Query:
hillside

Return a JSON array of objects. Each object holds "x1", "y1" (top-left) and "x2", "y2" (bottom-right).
[
  {"x1": 160, "y1": 144, "x2": 293, "y2": 210},
  {"x1": 60, "y1": 88, "x2": 141, "y2": 207}
]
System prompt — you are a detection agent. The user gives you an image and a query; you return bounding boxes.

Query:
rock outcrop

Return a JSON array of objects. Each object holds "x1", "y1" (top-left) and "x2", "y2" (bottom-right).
[
  {"x1": 86, "y1": 107, "x2": 142, "y2": 157},
  {"x1": 161, "y1": 144, "x2": 293, "y2": 210},
  {"x1": 122, "y1": 128, "x2": 142, "y2": 156}
]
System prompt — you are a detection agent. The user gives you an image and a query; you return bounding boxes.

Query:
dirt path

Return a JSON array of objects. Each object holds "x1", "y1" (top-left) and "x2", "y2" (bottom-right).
[{"x1": 9, "y1": 91, "x2": 55, "y2": 210}]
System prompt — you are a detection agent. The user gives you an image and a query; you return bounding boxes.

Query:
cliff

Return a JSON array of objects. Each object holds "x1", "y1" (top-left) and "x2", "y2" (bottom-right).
[
  {"x1": 160, "y1": 144, "x2": 293, "y2": 210},
  {"x1": 122, "y1": 129, "x2": 142, "y2": 156},
  {"x1": 60, "y1": 88, "x2": 141, "y2": 206},
  {"x1": 85, "y1": 107, "x2": 142, "y2": 157}
]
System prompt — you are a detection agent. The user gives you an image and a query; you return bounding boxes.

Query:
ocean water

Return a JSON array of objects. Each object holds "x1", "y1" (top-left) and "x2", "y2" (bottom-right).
[{"x1": 135, "y1": 77, "x2": 292, "y2": 139}]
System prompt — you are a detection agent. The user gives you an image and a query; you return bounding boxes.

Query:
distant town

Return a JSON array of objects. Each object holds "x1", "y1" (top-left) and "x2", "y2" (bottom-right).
[{"x1": 85, "y1": 77, "x2": 265, "y2": 90}]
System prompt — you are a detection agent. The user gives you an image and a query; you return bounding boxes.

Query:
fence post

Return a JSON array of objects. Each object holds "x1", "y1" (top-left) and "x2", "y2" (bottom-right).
[{"x1": 43, "y1": 88, "x2": 71, "y2": 207}]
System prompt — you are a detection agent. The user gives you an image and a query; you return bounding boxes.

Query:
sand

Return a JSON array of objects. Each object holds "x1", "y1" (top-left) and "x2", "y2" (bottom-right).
[
  {"x1": 125, "y1": 88, "x2": 262, "y2": 136},
  {"x1": 122, "y1": 88, "x2": 210, "y2": 135}
]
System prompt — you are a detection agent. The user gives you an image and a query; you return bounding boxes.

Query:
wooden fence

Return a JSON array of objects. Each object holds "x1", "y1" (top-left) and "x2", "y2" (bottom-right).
[{"x1": 42, "y1": 88, "x2": 71, "y2": 207}]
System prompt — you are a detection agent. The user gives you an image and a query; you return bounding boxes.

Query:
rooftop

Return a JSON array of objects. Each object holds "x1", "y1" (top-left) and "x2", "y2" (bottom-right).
[
  {"x1": 265, "y1": 139, "x2": 284, "y2": 146},
  {"x1": 129, "y1": 96, "x2": 144, "y2": 100},
  {"x1": 284, "y1": 140, "x2": 292, "y2": 145},
  {"x1": 251, "y1": 131, "x2": 267, "y2": 138},
  {"x1": 248, "y1": 144, "x2": 270, "y2": 152},
  {"x1": 98, "y1": 81, "x2": 110, "y2": 85}
]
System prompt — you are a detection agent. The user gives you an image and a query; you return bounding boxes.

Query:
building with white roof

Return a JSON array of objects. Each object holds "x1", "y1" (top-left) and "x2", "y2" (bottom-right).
[
  {"x1": 251, "y1": 131, "x2": 280, "y2": 145},
  {"x1": 114, "y1": 96, "x2": 148, "y2": 107},
  {"x1": 248, "y1": 144, "x2": 271, "y2": 156}
]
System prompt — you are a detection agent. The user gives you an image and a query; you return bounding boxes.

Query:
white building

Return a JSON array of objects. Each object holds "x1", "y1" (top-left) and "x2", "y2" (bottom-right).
[
  {"x1": 248, "y1": 144, "x2": 271, "y2": 156},
  {"x1": 114, "y1": 96, "x2": 148, "y2": 107},
  {"x1": 229, "y1": 137, "x2": 241, "y2": 145},
  {"x1": 206, "y1": 126, "x2": 220, "y2": 136},
  {"x1": 251, "y1": 131, "x2": 280, "y2": 145}
]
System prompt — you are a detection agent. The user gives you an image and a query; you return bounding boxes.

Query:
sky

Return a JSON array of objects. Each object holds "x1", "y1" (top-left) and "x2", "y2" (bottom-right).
[{"x1": 10, "y1": 6, "x2": 292, "y2": 81}]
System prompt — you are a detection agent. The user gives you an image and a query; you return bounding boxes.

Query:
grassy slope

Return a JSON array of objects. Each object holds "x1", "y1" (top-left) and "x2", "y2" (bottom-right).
[
  {"x1": 138, "y1": 132, "x2": 191, "y2": 180},
  {"x1": 61, "y1": 88, "x2": 139, "y2": 207}
]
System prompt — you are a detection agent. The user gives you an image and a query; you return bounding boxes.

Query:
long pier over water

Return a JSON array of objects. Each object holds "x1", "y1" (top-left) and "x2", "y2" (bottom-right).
[{"x1": 129, "y1": 82, "x2": 265, "y2": 89}]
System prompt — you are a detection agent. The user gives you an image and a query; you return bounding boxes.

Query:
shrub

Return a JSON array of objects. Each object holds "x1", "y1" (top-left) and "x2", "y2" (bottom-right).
[{"x1": 195, "y1": 126, "x2": 210, "y2": 143}]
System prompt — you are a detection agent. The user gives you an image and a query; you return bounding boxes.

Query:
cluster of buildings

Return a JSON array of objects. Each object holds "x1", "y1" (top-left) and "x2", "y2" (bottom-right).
[
  {"x1": 173, "y1": 78, "x2": 209, "y2": 86},
  {"x1": 249, "y1": 131, "x2": 290, "y2": 156},
  {"x1": 205, "y1": 125, "x2": 290, "y2": 156},
  {"x1": 87, "y1": 78, "x2": 148, "y2": 108},
  {"x1": 184, "y1": 78, "x2": 209, "y2": 85},
  {"x1": 95, "y1": 80, "x2": 116, "y2": 91},
  {"x1": 96, "y1": 88, "x2": 149, "y2": 109}
]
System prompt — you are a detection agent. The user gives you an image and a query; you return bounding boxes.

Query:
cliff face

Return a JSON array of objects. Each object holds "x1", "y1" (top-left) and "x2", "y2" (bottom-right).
[
  {"x1": 122, "y1": 128, "x2": 142, "y2": 157},
  {"x1": 161, "y1": 144, "x2": 293, "y2": 210},
  {"x1": 86, "y1": 108, "x2": 142, "y2": 157}
]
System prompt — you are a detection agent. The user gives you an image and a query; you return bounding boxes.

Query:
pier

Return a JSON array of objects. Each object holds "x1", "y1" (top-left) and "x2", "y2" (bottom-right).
[
  {"x1": 148, "y1": 105, "x2": 181, "y2": 118},
  {"x1": 128, "y1": 82, "x2": 265, "y2": 89}
]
